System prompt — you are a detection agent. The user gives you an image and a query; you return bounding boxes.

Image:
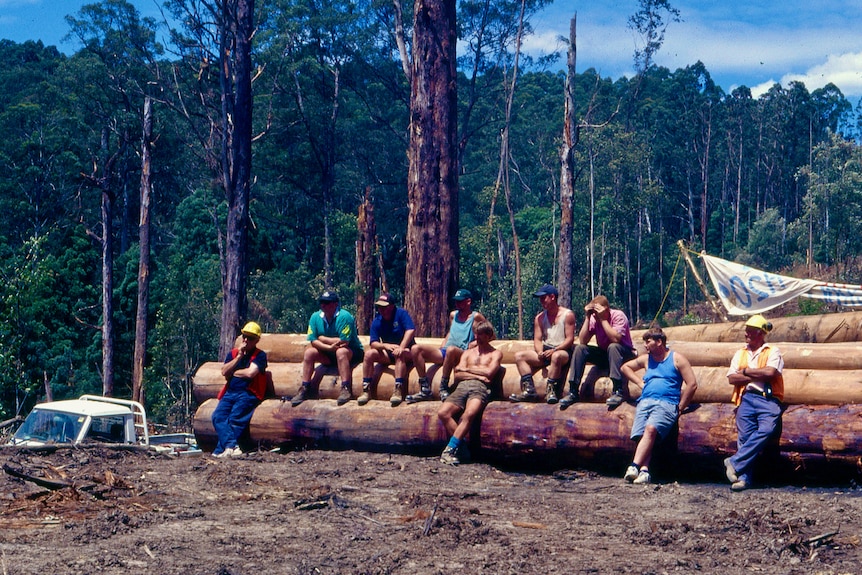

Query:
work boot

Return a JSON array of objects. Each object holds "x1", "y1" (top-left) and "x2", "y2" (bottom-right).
[
  {"x1": 357, "y1": 390, "x2": 371, "y2": 406},
  {"x1": 509, "y1": 379, "x2": 539, "y2": 402},
  {"x1": 291, "y1": 385, "x2": 309, "y2": 407},
  {"x1": 406, "y1": 378, "x2": 434, "y2": 403},
  {"x1": 337, "y1": 384, "x2": 353, "y2": 406},
  {"x1": 546, "y1": 383, "x2": 559, "y2": 405},
  {"x1": 390, "y1": 384, "x2": 404, "y2": 407},
  {"x1": 605, "y1": 390, "x2": 624, "y2": 409},
  {"x1": 559, "y1": 391, "x2": 580, "y2": 410},
  {"x1": 439, "y1": 383, "x2": 450, "y2": 401}
]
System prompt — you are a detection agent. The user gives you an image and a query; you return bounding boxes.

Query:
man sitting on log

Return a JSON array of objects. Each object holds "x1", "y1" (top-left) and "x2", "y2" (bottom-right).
[
  {"x1": 509, "y1": 284, "x2": 576, "y2": 403},
  {"x1": 292, "y1": 290, "x2": 365, "y2": 407},
  {"x1": 620, "y1": 326, "x2": 698, "y2": 484},
  {"x1": 358, "y1": 293, "x2": 417, "y2": 407},
  {"x1": 406, "y1": 288, "x2": 487, "y2": 403},
  {"x1": 724, "y1": 314, "x2": 785, "y2": 491},
  {"x1": 439, "y1": 320, "x2": 503, "y2": 465},
  {"x1": 212, "y1": 322, "x2": 268, "y2": 457},
  {"x1": 560, "y1": 295, "x2": 637, "y2": 410}
]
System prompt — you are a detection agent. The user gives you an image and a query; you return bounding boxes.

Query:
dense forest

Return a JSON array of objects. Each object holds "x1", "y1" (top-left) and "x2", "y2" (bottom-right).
[{"x1": 2, "y1": 0, "x2": 861, "y2": 425}]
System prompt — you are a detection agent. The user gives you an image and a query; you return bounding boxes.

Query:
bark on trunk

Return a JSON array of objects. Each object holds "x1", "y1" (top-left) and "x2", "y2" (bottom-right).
[
  {"x1": 355, "y1": 188, "x2": 377, "y2": 333},
  {"x1": 132, "y1": 96, "x2": 154, "y2": 405},
  {"x1": 193, "y1": 399, "x2": 862, "y2": 481},
  {"x1": 404, "y1": 0, "x2": 459, "y2": 337},
  {"x1": 557, "y1": 15, "x2": 577, "y2": 308},
  {"x1": 218, "y1": 0, "x2": 255, "y2": 357}
]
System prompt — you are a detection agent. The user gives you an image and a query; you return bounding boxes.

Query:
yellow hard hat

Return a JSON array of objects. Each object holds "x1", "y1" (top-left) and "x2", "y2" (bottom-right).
[
  {"x1": 744, "y1": 315, "x2": 771, "y2": 333},
  {"x1": 241, "y1": 321, "x2": 262, "y2": 338}
]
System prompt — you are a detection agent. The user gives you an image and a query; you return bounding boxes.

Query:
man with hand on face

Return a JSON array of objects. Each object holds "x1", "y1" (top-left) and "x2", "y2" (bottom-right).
[
  {"x1": 560, "y1": 295, "x2": 636, "y2": 410},
  {"x1": 212, "y1": 321, "x2": 268, "y2": 457}
]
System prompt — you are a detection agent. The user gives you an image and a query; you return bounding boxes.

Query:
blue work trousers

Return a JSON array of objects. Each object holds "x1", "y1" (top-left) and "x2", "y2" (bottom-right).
[
  {"x1": 729, "y1": 392, "x2": 783, "y2": 483},
  {"x1": 211, "y1": 389, "x2": 260, "y2": 454}
]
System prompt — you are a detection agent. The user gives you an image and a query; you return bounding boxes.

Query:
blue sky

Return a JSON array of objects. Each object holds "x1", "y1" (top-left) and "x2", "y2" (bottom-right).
[{"x1": 3, "y1": 0, "x2": 862, "y2": 100}]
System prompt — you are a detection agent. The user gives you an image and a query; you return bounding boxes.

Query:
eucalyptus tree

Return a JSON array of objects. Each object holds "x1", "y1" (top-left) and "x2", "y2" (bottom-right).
[{"x1": 164, "y1": 0, "x2": 257, "y2": 357}]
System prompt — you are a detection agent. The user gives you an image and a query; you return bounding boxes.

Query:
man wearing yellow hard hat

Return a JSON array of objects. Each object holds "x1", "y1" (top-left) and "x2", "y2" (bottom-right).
[
  {"x1": 211, "y1": 321, "x2": 268, "y2": 457},
  {"x1": 724, "y1": 314, "x2": 784, "y2": 491}
]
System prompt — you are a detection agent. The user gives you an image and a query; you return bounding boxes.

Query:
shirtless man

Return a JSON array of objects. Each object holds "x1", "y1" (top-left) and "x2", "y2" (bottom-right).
[{"x1": 438, "y1": 321, "x2": 502, "y2": 465}]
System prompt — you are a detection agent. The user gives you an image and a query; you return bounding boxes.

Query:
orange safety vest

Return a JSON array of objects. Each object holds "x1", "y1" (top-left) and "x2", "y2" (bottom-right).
[
  {"x1": 731, "y1": 345, "x2": 784, "y2": 405},
  {"x1": 217, "y1": 348, "x2": 269, "y2": 401}
]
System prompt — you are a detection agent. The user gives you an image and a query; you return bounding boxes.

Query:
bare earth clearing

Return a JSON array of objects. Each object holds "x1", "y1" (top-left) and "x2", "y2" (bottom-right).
[{"x1": 1, "y1": 446, "x2": 860, "y2": 575}]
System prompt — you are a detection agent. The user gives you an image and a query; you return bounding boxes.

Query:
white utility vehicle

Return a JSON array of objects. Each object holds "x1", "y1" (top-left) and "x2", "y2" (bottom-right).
[{"x1": 8, "y1": 395, "x2": 199, "y2": 454}]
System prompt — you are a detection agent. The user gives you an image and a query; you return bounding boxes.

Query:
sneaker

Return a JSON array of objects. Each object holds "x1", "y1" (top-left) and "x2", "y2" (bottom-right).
[
  {"x1": 440, "y1": 446, "x2": 460, "y2": 465},
  {"x1": 605, "y1": 391, "x2": 624, "y2": 409},
  {"x1": 624, "y1": 465, "x2": 640, "y2": 483},
  {"x1": 337, "y1": 385, "x2": 353, "y2": 406},
  {"x1": 546, "y1": 383, "x2": 559, "y2": 405},
  {"x1": 390, "y1": 386, "x2": 403, "y2": 407},
  {"x1": 724, "y1": 458, "x2": 738, "y2": 483},
  {"x1": 633, "y1": 470, "x2": 651, "y2": 485},
  {"x1": 509, "y1": 384, "x2": 539, "y2": 402},
  {"x1": 731, "y1": 479, "x2": 749, "y2": 491},
  {"x1": 227, "y1": 447, "x2": 244, "y2": 458},
  {"x1": 405, "y1": 389, "x2": 434, "y2": 404},
  {"x1": 291, "y1": 386, "x2": 308, "y2": 407},
  {"x1": 439, "y1": 385, "x2": 450, "y2": 401},
  {"x1": 559, "y1": 392, "x2": 580, "y2": 410},
  {"x1": 357, "y1": 390, "x2": 371, "y2": 406}
]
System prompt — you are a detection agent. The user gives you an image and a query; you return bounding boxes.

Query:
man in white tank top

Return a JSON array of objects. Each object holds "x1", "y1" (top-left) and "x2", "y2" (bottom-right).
[{"x1": 509, "y1": 284, "x2": 576, "y2": 403}]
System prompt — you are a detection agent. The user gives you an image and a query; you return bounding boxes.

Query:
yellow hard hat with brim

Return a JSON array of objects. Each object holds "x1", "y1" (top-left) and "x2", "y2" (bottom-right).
[
  {"x1": 744, "y1": 315, "x2": 771, "y2": 333},
  {"x1": 241, "y1": 321, "x2": 262, "y2": 338}
]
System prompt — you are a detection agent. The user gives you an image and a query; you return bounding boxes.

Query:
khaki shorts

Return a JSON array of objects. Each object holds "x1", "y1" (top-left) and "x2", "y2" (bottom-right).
[{"x1": 445, "y1": 379, "x2": 490, "y2": 410}]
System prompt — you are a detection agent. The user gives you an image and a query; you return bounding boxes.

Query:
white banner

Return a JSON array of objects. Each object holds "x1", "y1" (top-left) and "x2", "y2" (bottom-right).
[{"x1": 700, "y1": 254, "x2": 862, "y2": 315}]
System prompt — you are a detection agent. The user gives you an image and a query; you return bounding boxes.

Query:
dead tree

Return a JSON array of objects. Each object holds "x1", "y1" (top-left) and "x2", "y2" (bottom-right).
[
  {"x1": 132, "y1": 97, "x2": 154, "y2": 405},
  {"x1": 557, "y1": 15, "x2": 578, "y2": 308}
]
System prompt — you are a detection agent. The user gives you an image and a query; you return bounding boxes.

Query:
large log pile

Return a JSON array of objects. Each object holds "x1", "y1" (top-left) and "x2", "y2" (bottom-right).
[{"x1": 192, "y1": 311, "x2": 862, "y2": 482}]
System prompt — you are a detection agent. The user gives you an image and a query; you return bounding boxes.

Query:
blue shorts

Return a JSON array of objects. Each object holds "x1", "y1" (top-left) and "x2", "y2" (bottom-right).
[{"x1": 630, "y1": 398, "x2": 678, "y2": 440}]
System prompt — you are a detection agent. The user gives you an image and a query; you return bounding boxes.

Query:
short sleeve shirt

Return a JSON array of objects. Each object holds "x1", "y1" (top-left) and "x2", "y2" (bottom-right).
[
  {"x1": 370, "y1": 307, "x2": 416, "y2": 346},
  {"x1": 307, "y1": 308, "x2": 364, "y2": 356},
  {"x1": 587, "y1": 309, "x2": 634, "y2": 349}
]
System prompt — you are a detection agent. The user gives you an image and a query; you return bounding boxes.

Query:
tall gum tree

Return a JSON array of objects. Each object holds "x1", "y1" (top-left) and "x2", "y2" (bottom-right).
[{"x1": 403, "y1": 0, "x2": 458, "y2": 337}]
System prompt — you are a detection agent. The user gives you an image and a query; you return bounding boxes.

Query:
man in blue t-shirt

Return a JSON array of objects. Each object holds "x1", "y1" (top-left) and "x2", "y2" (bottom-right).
[
  {"x1": 359, "y1": 293, "x2": 416, "y2": 407},
  {"x1": 620, "y1": 325, "x2": 698, "y2": 485},
  {"x1": 292, "y1": 290, "x2": 364, "y2": 407}
]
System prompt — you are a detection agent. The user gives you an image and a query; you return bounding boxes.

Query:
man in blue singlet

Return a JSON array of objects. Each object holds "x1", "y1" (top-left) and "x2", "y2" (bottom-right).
[
  {"x1": 620, "y1": 325, "x2": 698, "y2": 484},
  {"x1": 407, "y1": 289, "x2": 487, "y2": 403}
]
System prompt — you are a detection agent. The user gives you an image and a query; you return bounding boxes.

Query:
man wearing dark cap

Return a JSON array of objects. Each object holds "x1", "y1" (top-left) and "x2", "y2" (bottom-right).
[
  {"x1": 407, "y1": 288, "x2": 487, "y2": 403},
  {"x1": 359, "y1": 293, "x2": 417, "y2": 407},
  {"x1": 509, "y1": 284, "x2": 576, "y2": 403},
  {"x1": 561, "y1": 295, "x2": 636, "y2": 410},
  {"x1": 292, "y1": 290, "x2": 364, "y2": 406}
]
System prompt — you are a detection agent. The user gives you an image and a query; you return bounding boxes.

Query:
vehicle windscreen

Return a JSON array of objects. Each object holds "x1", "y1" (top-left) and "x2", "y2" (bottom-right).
[{"x1": 12, "y1": 410, "x2": 84, "y2": 444}]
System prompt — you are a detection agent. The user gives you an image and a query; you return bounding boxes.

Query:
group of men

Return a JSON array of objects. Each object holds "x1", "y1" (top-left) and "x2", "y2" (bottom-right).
[{"x1": 214, "y1": 285, "x2": 785, "y2": 491}]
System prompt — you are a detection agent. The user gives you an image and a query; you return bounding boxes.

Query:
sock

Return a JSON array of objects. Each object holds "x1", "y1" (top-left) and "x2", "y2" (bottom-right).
[
  {"x1": 447, "y1": 436, "x2": 462, "y2": 450},
  {"x1": 440, "y1": 376, "x2": 450, "y2": 388},
  {"x1": 362, "y1": 378, "x2": 372, "y2": 390},
  {"x1": 301, "y1": 381, "x2": 310, "y2": 388},
  {"x1": 395, "y1": 377, "x2": 404, "y2": 389}
]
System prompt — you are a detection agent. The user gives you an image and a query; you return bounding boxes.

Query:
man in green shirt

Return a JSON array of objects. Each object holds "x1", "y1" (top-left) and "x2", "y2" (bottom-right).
[{"x1": 292, "y1": 290, "x2": 364, "y2": 406}]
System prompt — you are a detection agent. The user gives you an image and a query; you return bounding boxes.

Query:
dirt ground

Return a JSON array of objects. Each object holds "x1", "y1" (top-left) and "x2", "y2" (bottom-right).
[{"x1": 1, "y1": 445, "x2": 860, "y2": 575}]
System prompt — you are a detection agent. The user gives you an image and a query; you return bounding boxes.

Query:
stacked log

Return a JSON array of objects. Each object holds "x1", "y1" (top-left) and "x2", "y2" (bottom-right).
[{"x1": 192, "y1": 311, "x2": 862, "y2": 482}]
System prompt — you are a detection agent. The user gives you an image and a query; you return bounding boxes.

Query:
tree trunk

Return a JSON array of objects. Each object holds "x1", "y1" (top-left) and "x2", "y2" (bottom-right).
[
  {"x1": 101, "y1": 183, "x2": 115, "y2": 397},
  {"x1": 557, "y1": 15, "x2": 577, "y2": 308},
  {"x1": 132, "y1": 97, "x2": 154, "y2": 405},
  {"x1": 355, "y1": 188, "x2": 377, "y2": 333},
  {"x1": 218, "y1": 0, "x2": 255, "y2": 357},
  {"x1": 404, "y1": 0, "x2": 458, "y2": 337}
]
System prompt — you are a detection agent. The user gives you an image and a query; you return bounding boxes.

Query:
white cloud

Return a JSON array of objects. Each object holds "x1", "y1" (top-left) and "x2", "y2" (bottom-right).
[{"x1": 779, "y1": 52, "x2": 862, "y2": 99}]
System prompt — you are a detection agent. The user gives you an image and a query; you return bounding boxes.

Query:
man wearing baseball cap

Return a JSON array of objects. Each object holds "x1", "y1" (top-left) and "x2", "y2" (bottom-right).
[
  {"x1": 359, "y1": 293, "x2": 417, "y2": 407},
  {"x1": 293, "y1": 290, "x2": 364, "y2": 406},
  {"x1": 724, "y1": 314, "x2": 785, "y2": 491},
  {"x1": 407, "y1": 288, "x2": 487, "y2": 403},
  {"x1": 509, "y1": 284, "x2": 576, "y2": 403}
]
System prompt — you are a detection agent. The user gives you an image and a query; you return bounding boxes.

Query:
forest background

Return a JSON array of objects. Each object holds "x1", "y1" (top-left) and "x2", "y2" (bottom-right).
[{"x1": 2, "y1": 0, "x2": 861, "y2": 429}]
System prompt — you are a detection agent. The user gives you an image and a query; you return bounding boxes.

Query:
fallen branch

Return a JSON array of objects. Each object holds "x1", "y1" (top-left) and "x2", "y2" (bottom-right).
[{"x1": 3, "y1": 463, "x2": 72, "y2": 490}]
